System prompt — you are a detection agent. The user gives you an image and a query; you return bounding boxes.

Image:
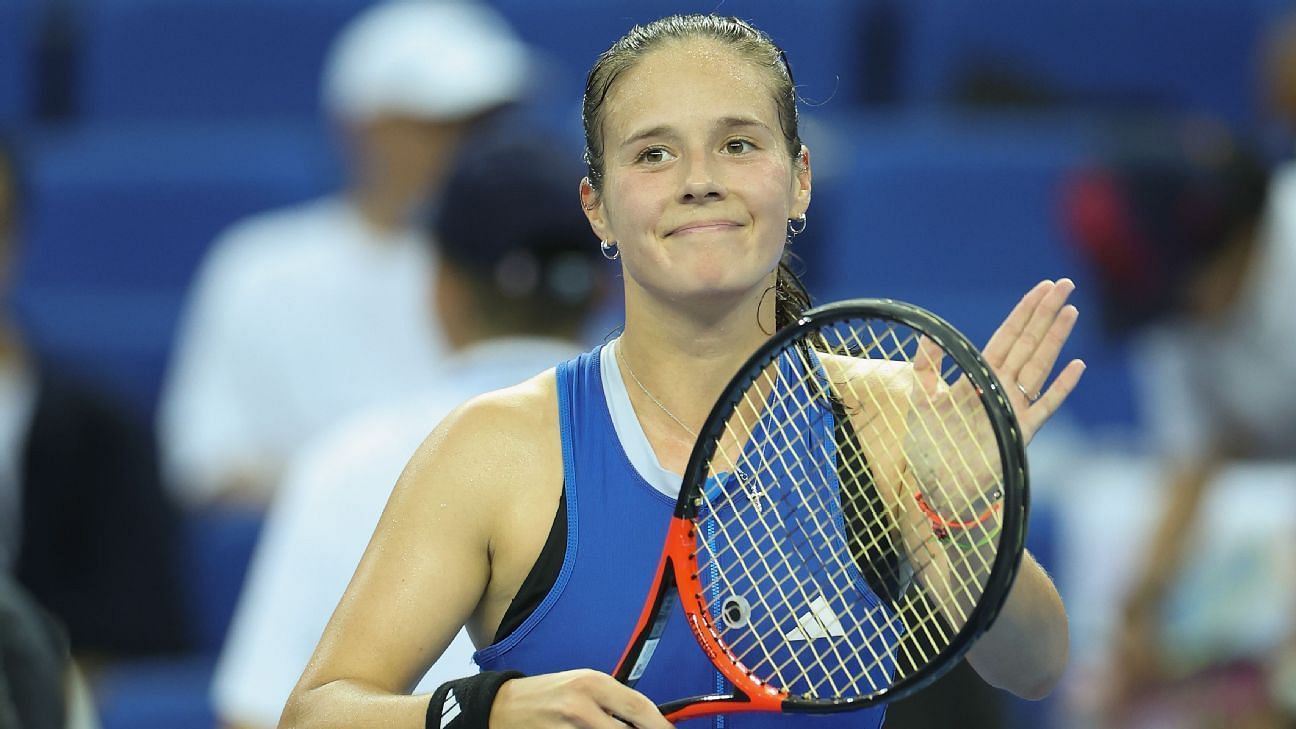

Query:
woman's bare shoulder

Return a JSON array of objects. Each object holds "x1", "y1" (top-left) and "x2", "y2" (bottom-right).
[
  {"x1": 443, "y1": 367, "x2": 560, "y2": 438},
  {"x1": 399, "y1": 368, "x2": 563, "y2": 512}
]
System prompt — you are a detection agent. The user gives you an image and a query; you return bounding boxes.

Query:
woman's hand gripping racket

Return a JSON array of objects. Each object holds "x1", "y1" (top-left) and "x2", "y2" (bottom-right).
[{"x1": 612, "y1": 286, "x2": 1080, "y2": 723}]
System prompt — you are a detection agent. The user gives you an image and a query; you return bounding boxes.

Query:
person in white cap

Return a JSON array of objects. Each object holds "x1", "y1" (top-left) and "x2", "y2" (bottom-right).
[{"x1": 157, "y1": 0, "x2": 531, "y2": 509}]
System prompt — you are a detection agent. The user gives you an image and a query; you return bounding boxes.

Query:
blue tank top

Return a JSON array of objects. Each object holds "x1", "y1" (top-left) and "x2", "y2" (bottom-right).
[{"x1": 474, "y1": 345, "x2": 889, "y2": 728}]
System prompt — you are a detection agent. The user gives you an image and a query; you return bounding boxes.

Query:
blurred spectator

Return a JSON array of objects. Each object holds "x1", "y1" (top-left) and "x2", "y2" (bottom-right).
[
  {"x1": 0, "y1": 136, "x2": 188, "y2": 660},
  {"x1": 1064, "y1": 119, "x2": 1296, "y2": 725},
  {"x1": 211, "y1": 128, "x2": 603, "y2": 729},
  {"x1": 157, "y1": 0, "x2": 531, "y2": 508}
]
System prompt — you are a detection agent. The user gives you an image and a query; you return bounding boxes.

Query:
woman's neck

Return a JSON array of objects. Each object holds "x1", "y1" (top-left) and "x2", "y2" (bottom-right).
[{"x1": 617, "y1": 280, "x2": 777, "y2": 434}]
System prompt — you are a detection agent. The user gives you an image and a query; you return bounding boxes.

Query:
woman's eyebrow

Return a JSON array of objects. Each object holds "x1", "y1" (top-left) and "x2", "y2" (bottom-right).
[
  {"x1": 714, "y1": 115, "x2": 769, "y2": 132},
  {"x1": 620, "y1": 125, "x2": 674, "y2": 149}
]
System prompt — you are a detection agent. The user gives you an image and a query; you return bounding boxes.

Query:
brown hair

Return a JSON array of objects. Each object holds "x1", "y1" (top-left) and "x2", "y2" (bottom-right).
[{"x1": 581, "y1": 14, "x2": 811, "y2": 329}]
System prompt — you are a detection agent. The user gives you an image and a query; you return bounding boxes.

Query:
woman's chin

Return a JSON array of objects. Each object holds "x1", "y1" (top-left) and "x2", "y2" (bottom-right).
[
  {"x1": 666, "y1": 271, "x2": 774, "y2": 304},
  {"x1": 630, "y1": 252, "x2": 781, "y2": 305}
]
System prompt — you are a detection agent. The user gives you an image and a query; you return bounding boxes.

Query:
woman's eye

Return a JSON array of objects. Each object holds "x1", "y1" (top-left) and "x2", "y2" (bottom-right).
[
  {"x1": 637, "y1": 147, "x2": 675, "y2": 164},
  {"x1": 723, "y1": 139, "x2": 755, "y2": 154}
]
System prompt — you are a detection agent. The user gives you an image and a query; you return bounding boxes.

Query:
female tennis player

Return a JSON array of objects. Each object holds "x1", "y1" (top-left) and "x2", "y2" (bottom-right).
[{"x1": 280, "y1": 14, "x2": 1081, "y2": 729}]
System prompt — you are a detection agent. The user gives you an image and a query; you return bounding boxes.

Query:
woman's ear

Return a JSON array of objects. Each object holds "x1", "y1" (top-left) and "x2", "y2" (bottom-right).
[
  {"x1": 791, "y1": 146, "x2": 812, "y2": 219},
  {"x1": 579, "y1": 177, "x2": 612, "y2": 242}
]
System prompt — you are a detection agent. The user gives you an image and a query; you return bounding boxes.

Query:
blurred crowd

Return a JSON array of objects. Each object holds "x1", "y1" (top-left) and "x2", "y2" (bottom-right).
[{"x1": 1, "y1": 1, "x2": 1295, "y2": 728}]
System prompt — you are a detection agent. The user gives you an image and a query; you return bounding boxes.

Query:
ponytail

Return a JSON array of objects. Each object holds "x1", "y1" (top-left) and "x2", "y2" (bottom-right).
[{"x1": 773, "y1": 252, "x2": 811, "y2": 329}]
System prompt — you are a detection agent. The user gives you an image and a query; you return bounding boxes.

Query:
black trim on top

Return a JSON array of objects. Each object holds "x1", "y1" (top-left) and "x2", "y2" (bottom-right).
[
  {"x1": 832, "y1": 398, "x2": 908, "y2": 607},
  {"x1": 492, "y1": 490, "x2": 567, "y2": 645}
]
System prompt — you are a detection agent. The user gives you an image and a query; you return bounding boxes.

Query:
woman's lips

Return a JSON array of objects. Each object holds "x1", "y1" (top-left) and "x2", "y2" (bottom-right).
[{"x1": 668, "y1": 221, "x2": 741, "y2": 236}]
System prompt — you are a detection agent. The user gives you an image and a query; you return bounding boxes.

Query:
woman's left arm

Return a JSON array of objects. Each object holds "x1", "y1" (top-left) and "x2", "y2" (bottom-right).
[
  {"x1": 963, "y1": 278, "x2": 1083, "y2": 697},
  {"x1": 856, "y1": 280, "x2": 1082, "y2": 698},
  {"x1": 965, "y1": 550, "x2": 1068, "y2": 699}
]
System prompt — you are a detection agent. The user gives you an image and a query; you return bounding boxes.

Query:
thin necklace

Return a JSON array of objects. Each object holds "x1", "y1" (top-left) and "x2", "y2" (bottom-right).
[
  {"x1": 614, "y1": 339, "x2": 765, "y2": 511},
  {"x1": 615, "y1": 339, "x2": 697, "y2": 438}
]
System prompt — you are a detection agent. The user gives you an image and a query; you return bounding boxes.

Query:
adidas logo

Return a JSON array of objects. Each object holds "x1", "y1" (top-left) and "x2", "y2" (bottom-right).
[
  {"x1": 784, "y1": 596, "x2": 846, "y2": 641},
  {"x1": 440, "y1": 687, "x2": 461, "y2": 728}
]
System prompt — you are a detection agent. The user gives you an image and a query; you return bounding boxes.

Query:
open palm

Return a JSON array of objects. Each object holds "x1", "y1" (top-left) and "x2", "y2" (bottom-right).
[
  {"x1": 904, "y1": 279, "x2": 1085, "y2": 520},
  {"x1": 979, "y1": 279, "x2": 1085, "y2": 445}
]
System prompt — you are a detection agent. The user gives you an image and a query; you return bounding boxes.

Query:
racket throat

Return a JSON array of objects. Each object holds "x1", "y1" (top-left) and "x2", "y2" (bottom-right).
[
  {"x1": 660, "y1": 689, "x2": 761, "y2": 723},
  {"x1": 613, "y1": 555, "x2": 681, "y2": 686}
]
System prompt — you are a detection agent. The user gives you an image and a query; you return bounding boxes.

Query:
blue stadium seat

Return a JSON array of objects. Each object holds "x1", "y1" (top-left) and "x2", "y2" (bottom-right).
[
  {"x1": 94, "y1": 509, "x2": 263, "y2": 729},
  {"x1": 807, "y1": 112, "x2": 1096, "y2": 304},
  {"x1": 886, "y1": 0, "x2": 1276, "y2": 126},
  {"x1": 15, "y1": 121, "x2": 338, "y2": 414},
  {"x1": 804, "y1": 112, "x2": 1137, "y2": 429},
  {"x1": 79, "y1": 0, "x2": 371, "y2": 121},
  {"x1": 21, "y1": 121, "x2": 337, "y2": 288},
  {"x1": 0, "y1": 0, "x2": 39, "y2": 122},
  {"x1": 13, "y1": 287, "x2": 180, "y2": 420},
  {"x1": 183, "y1": 508, "x2": 266, "y2": 655},
  {"x1": 488, "y1": 0, "x2": 868, "y2": 120},
  {"x1": 94, "y1": 655, "x2": 218, "y2": 729}
]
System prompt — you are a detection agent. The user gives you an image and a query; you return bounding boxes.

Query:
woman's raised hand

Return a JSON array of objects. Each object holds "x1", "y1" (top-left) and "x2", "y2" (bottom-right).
[
  {"x1": 980, "y1": 279, "x2": 1086, "y2": 444},
  {"x1": 902, "y1": 279, "x2": 1084, "y2": 522}
]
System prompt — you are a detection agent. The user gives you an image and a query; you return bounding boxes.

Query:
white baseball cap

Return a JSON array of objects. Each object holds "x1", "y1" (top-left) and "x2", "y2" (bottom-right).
[{"x1": 322, "y1": 0, "x2": 530, "y2": 123}]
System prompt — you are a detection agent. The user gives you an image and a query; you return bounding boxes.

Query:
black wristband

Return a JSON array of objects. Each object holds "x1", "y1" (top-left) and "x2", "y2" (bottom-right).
[{"x1": 425, "y1": 670, "x2": 525, "y2": 729}]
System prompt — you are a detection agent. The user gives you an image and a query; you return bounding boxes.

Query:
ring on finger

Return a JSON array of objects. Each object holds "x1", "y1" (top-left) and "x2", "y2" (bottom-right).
[{"x1": 1016, "y1": 381, "x2": 1041, "y2": 402}]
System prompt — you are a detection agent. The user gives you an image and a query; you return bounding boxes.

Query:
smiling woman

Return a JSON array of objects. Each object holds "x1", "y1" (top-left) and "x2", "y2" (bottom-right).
[{"x1": 279, "y1": 14, "x2": 1076, "y2": 729}]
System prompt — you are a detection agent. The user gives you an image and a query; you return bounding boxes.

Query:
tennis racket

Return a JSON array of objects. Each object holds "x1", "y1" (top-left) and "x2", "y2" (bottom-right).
[{"x1": 612, "y1": 298, "x2": 1029, "y2": 721}]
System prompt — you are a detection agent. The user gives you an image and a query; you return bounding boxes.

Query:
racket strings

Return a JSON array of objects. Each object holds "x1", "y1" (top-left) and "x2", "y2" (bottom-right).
[
  {"x1": 818, "y1": 324, "x2": 983, "y2": 683},
  {"x1": 832, "y1": 322, "x2": 1003, "y2": 634},
  {"x1": 697, "y1": 343, "x2": 904, "y2": 694},
  {"x1": 847, "y1": 321, "x2": 1005, "y2": 550},
  {"x1": 867, "y1": 322, "x2": 1006, "y2": 520},
  {"x1": 703, "y1": 365, "x2": 872, "y2": 696},
  {"x1": 699, "y1": 367, "x2": 890, "y2": 696},
  {"x1": 690, "y1": 317, "x2": 1010, "y2": 702},
  {"x1": 697, "y1": 346, "x2": 913, "y2": 696}
]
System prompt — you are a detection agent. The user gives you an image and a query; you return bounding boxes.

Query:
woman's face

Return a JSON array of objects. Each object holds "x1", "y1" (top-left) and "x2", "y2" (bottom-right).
[{"x1": 582, "y1": 38, "x2": 811, "y2": 306}]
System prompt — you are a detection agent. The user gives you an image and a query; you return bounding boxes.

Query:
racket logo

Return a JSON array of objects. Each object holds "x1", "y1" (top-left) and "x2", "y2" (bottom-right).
[{"x1": 784, "y1": 595, "x2": 847, "y2": 641}]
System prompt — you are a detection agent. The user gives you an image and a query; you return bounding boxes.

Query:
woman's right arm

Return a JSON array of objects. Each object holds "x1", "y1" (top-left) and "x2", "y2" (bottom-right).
[
  {"x1": 278, "y1": 382, "x2": 674, "y2": 729},
  {"x1": 278, "y1": 392, "x2": 514, "y2": 728}
]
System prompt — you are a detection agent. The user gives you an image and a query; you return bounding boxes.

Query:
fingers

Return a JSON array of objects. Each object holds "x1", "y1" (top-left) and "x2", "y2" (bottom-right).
[
  {"x1": 978, "y1": 279, "x2": 1085, "y2": 443},
  {"x1": 1015, "y1": 302, "x2": 1079, "y2": 397},
  {"x1": 1019, "y1": 358, "x2": 1086, "y2": 439},
  {"x1": 490, "y1": 670, "x2": 672, "y2": 729},
  {"x1": 587, "y1": 674, "x2": 674, "y2": 729},
  {"x1": 997, "y1": 279, "x2": 1076, "y2": 388},
  {"x1": 912, "y1": 335, "x2": 944, "y2": 395},
  {"x1": 980, "y1": 280, "x2": 1053, "y2": 368}
]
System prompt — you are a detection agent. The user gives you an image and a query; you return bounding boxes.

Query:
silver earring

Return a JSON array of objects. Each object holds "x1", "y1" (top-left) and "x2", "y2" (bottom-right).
[
  {"x1": 600, "y1": 239, "x2": 619, "y2": 260},
  {"x1": 788, "y1": 214, "x2": 807, "y2": 237}
]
